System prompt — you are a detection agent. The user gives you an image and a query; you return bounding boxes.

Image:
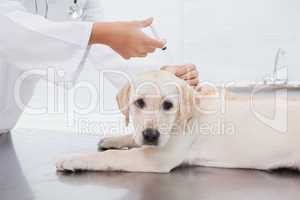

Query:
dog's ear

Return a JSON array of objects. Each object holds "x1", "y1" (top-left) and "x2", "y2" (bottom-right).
[
  {"x1": 178, "y1": 84, "x2": 195, "y2": 122},
  {"x1": 116, "y1": 83, "x2": 131, "y2": 126}
]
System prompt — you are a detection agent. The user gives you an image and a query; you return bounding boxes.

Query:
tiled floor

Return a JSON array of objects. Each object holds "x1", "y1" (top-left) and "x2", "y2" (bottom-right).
[{"x1": 1, "y1": 129, "x2": 300, "y2": 200}]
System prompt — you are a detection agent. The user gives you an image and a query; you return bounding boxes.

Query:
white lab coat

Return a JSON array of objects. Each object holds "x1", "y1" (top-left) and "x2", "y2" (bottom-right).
[
  {"x1": 0, "y1": 0, "x2": 167, "y2": 133},
  {"x1": 0, "y1": 0, "x2": 165, "y2": 133}
]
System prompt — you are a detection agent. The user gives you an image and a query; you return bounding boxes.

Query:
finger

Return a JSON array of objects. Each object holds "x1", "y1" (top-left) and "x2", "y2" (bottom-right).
[
  {"x1": 122, "y1": 55, "x2": 131, "y2": 60},
  {"x1": 128, "y1": 50, "x2": 147, "y2": 58},
  {"x1": 146, "y1": 46, "x2": 156, "y2": 53},
  {"x1": 175, "y1": 64, "x2": 196, "y2": 76},
  {"x1": 137, "y1": 52, "x2": 148, "y2": 57},
  {"x1": 144, "y1": 37, "x2": 165, "y2": 48},
  {"x1": 139, "y1": 53, "x2": 147, "y2": 57},
  {"x1": 122, "y1": 52, "x2": 132, "y2": 60},
  {"x1": 187, "y1": 78, "x2": 199, "y2": 86},
  {"x1": 139, "y1": 17, "x2": 154, "y2": 28},
  {"x1": 137, "y1": 47, "x2": 152, "y2": 55},
  {"x1": 160, "y1": 65, "x2": 178, "y2": 74},
  {"x1": 180, "y1": 70, "x2": 198, "y2": 80},
  {"x1": 138, "y1": 47, "x2": 154, "y2": 54}
]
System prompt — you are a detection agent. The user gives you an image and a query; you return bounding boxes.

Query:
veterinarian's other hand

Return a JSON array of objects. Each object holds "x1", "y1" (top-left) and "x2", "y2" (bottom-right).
[
  {"x1": 161, "y1": 64, "x2": 200, "y2": 89},
  {"x1": 89, "y1": 18, "x2": 166, "y2": 59}
]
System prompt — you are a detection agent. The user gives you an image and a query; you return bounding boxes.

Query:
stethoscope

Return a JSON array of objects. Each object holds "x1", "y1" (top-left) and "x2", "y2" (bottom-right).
[{"x1": 34, "y1": 0, "x2": 84, "y2": 20}]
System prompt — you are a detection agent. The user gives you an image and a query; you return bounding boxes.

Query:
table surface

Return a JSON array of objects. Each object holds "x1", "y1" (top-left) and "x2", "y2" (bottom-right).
[{"x1": 1, "y1": 129, "x2": 300, "y2": 200}]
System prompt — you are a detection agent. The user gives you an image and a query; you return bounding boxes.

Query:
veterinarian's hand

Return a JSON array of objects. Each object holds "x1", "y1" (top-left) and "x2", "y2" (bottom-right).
[
  {"x1": 161, "y1": 64, "x2": 200, "y2": 90},
  {"x1": 89, "y1": 18, "x2": 166, "y2": 59}
]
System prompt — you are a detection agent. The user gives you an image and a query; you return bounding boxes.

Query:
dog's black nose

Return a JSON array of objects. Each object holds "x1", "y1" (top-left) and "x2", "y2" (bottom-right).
[{"x1": 142, "y1": 128, "x2": 160, "y2": 145}]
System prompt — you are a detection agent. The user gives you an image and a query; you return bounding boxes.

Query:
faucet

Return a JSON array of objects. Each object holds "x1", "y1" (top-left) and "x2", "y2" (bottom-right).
[{"x1": 264, "y1": 48, "x2": 288, "y2": 85}]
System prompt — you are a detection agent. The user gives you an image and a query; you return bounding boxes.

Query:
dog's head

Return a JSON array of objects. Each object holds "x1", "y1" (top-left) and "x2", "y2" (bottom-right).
[{"x1": 116, "y1": 70, "x2": 196, "y2": 147}]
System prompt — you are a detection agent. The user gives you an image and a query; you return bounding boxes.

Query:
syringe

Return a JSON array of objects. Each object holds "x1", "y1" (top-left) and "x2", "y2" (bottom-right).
[{"x1": 149, "y1": 25, "x2": 167, "y2": 51}]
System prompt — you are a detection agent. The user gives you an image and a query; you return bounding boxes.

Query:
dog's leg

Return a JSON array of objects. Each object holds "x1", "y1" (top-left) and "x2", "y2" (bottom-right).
[
  {"x1": 98, "y1": 134, "x2": 139, "y2": 151},
  {"x1": 56, "y1": 147, "x2": 185, "y2": 173}
]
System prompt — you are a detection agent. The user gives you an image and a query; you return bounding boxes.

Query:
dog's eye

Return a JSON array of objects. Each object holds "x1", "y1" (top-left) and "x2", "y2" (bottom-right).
[
  {"x1": 134, "y1": 98, "x2": 145, "y2": 109},
  {"x1": 162, "y1": 100, "x2": 173, "y2": 110}
]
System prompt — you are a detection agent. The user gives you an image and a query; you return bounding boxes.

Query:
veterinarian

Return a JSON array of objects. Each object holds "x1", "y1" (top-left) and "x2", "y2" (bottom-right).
[{"x1": 0, "y1": 0, "x2": 199, "y2": 135}]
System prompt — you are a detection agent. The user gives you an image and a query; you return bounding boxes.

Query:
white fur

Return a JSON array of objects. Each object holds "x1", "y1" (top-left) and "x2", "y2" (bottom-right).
[{"x1": 56, "y1": 70, "x2": 300, "y2": 172}]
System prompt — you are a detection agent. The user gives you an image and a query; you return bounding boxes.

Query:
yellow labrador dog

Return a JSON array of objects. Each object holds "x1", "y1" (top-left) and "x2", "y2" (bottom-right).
[{"x1": 56, "y1": 70, "x2": 300, "y2": 173}]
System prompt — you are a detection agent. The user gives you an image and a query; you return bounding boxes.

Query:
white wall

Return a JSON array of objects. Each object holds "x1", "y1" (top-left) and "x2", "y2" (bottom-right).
[
  {"x1": 103, "y1": 0, "x2": 300, "y2": 82},
  {"x1": 16, "y1": 0, "x2": 300, "y2": 132},
  {"x1": 183, "y1": 0, "x2": 300, "y2": 82}
]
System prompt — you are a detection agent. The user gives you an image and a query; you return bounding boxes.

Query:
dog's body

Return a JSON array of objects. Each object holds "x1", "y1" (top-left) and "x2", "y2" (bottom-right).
[{"x1": 56, "y1": 70, "x2": 300, "y2": 172}]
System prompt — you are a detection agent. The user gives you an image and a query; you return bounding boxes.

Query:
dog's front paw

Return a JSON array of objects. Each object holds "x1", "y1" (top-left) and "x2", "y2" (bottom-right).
[
  {"x1": 56, "y1": 154, "x2": 88, "y2": 172},
  {"x1": 98, "y1": 137, "x2": 122, "y2": 151}
]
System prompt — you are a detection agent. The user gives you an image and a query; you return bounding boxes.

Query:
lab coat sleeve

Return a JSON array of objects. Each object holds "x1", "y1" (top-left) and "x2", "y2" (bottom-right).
[{"x1": 0, "y1": 10, "x2": 92, "y2": 77}]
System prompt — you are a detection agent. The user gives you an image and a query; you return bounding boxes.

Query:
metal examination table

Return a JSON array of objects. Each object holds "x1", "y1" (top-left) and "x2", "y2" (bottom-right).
[{"x1": 1, "y1": 129, "x2": 300, "y2": 200}]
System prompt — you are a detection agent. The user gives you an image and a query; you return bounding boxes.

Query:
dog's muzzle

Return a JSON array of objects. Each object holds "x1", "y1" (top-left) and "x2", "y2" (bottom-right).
[{"x1": 142, "y1": 128, "x2": 160, "y2": 145}]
